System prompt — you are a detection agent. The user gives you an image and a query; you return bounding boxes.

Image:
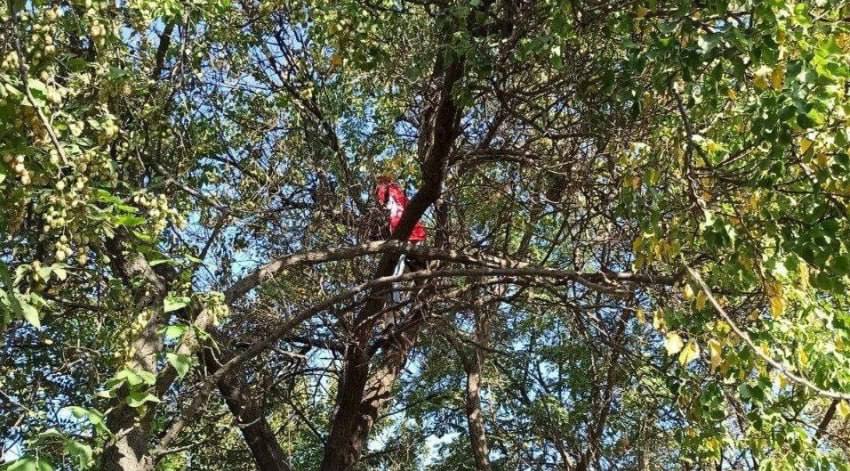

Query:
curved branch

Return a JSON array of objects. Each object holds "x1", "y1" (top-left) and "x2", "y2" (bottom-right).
[
  {"x1": 156, "y1": 265, "x2": 675, "y2": 453},
  {"x1": 224, "y1": 240, "x2": 532, "y2": 304},
  {"x1": 685, "y1": 264, "x2": 850, "y2": 401}
]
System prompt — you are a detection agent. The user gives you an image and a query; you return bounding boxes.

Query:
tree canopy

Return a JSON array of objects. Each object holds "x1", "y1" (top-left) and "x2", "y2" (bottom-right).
[{"x1": 3, "y1": 0, "x2": 850, "y2": 470}]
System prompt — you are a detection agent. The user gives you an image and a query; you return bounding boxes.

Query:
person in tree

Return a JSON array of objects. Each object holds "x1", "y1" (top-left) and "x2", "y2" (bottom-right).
[
  {"x1": 375, "y1": 174, "x2": 427, "y2": 292},
  {"x1": 375, "y1": 174, "x2": 427, "y2": 243}
]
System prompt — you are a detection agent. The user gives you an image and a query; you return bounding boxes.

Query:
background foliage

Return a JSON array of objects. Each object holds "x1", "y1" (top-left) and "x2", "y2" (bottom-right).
[{"x1": 3, "y1": 0, "x2": 850, "y2": 470}]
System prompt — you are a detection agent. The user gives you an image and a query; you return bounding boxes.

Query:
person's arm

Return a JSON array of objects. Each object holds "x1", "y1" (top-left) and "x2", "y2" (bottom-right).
[
  {"x1": 388, "y1": 184, "x2": 407, "y2": 207},
  {"x1": 375, "y1": 183, "x2": 387, "y2": 205}
]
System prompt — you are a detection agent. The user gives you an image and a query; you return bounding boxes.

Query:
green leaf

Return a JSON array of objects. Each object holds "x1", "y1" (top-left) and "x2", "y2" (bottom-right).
[
  {"x1": 25, "y1": 79, "x2": 47, "y2": 107},
  {"x1": 37, "y1": 265, "x2": 53, "y2": 281},
  {"x1": 27, "y1": 78, "x2": 47, "y2": 95},
  {"x1": 63, "y1": 405, "x2": 103, "y2": 425},
  {"x1": 64, "y1": 439, "x2": 94, "y2": 469},
  {"x1": 0, "y1": 261, "x2": 25, "y2": 327},
  {"x1": 149, "y1": 258, "x2": 176, "y2": 267},
  {"x1": 832, "y1": 254, "x2": 850, "y2": 275},
  {"x1": 126, "y1": 390, "x2": 161, "y2": 408},
  {"x1": 137, "y1": 370, "x2": 156, "y2": 385},
  {"x1": 114, "y1": 367, "x2": 143, "y2": 386},
  {"x1": 164, "y1": 295, "x2": 190, "y2": 313},
  {"x1": 114, "y1": 367, "x2": 155, "y2": 386},
  {"x1": 95, "y1": 190, "x2": 137, "y2": 212},
  {"x1": 6, "y1": 457, "x2": 54, "y2": 471},
  {"x1": 183, "y1": 254, "x2": 204, "y2": 264},
  {"x1": 113, "y1": 214, "x2": 146, "y2": 227},
  {"x1": 62, "y1": 406, "x2": 109, "y2": 436},
  {"x1": 166, "y1": 352, "x2": 192, "y2": 379},
  {"x1": 162, "y1": 324, "x2": 187, "y2": 341},
  {"x1": 20, "y1": 300, "x2": 40, "y2": 329},
  {"x1": 132, "y1": 230, "x2": 155, "y2": 242},
  {"x1": 37, "y1": 428, "x2": 64, "y2": 440},
  {"x1": 52, "y1": 266, "x2": 67, "y2": 281}
]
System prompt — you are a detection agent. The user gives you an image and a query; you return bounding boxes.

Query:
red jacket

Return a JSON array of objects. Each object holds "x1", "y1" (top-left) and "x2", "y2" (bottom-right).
[{"x1": 375, "y1": 182, "x2": 427, "y2": 242}]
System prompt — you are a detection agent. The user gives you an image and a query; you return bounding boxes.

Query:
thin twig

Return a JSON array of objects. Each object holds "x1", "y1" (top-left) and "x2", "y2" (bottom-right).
[
  {"x1": 8, "y1": 5, "x2": 70, "y2": 166},
  {"x1": 684, "y1": 263, "x2": 850, "y2": 401}
]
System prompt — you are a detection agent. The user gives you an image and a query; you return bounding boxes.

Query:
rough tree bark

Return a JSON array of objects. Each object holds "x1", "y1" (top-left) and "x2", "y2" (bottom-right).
[
  {"x1": 102, "y1": 238, "x2": 169, "y2": 471},
  {"x1": 101, "y1": 233, "x2": 216, "y2": 470},
  {"x1": 443, "y1": 290, "x2": 496, "y2": 471},
  {"x1": 203, "y1": 347, "x2": 293, "y2": 471},
  {"x1": 463, "y1": 307, "x2": 493, "y2": 471}
]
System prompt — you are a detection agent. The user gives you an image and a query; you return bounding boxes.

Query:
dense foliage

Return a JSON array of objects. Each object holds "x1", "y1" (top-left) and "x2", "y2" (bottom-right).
[{"x1": 3, "y1": 0, "x2": 850, "y2": 470}]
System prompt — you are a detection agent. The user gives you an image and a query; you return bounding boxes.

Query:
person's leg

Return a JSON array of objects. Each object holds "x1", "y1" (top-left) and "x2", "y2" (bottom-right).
[
  {"x1": 391, "y1": 254, "x2": 406, "y2": 304},
  {"x1": 405, "y1": 241, "x2": 426, "y2": 272},
  {"x1": 393, "y1": 253, "x2": 406, "y2": 277}
]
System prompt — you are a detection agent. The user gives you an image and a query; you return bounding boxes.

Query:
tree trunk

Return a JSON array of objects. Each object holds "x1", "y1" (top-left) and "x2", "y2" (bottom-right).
[
  {"x1": 816, "y1": 399, "x2": 839, "y2": 440},
  {"x1": 320, "y1": 54, "x2": 463, "y2": 471},
  {"x1": 464, "y1": 304, "x2": 493, "y2": 471},
  {"x1": 321, "y1": 318, "x2": 424, "y2": 470},
  {"x1": 217, "y1": 370, "x2": 292, "y2": 471},
  {"x1": 202, "y1": 337, "x2": 292, "y2": 471},
  {"x1": 320, "y1": 343, "x2": 372, "y2": 470},
  {"x1": 465, "y1": 362, "x2": 492, "y2": 471},
  {"x1": 240, "y1": 413, "x2": 291, "y2": 471},
  {"x1": 102, "y1": 399, "x2": 156, "y2": 471},
  {"x1": 576, "y1": 312, "x2": 628, "y2": 471},
  {"x1": 102, "y1": 246, "x2": 168, "y2": 471}
]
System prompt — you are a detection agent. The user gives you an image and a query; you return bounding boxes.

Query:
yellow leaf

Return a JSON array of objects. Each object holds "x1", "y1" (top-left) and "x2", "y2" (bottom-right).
[
  {"x1": 800, "y1": 138, "x2": 813, "y2": 155},
  {"x1": 635, "y1": 6, "x2": 650, "y2": 18},
  {"x1": 682, "y1": 284, "x2": 695, "y2": 301},
  {"x1": 641, "y1": 91, "x2": 654, "y2": 110},
  {"x1": 838, "y1": 33, "x2": 850, "y2": 51},
  {"x1": 674, "y1": 145, "x2": 685, "y2": 164},
  {"x1": 771, "y1": 64, "x2": 785, "y2": 90},
  {"x1": 666, "y1": 240, "x2": 681, "y2": 259},
  {"x1": 695, "y1": 290, "x2": 707, "y2": 310},
  {"x1": 678, "y1": 340, "x2": 700, "y2": 366},
  {"x1": 704, "y1": 437, "x2": 722, "y2": 453},
  {"x1": 665, "y1": 332, "x2": 684, "y2": 355},
  {"x1": 798, "y1": 348, "x2": 809, "y2": 368},
  {"x1": 770, "y1": 294, "x2": 786, "y2": 317},
  {"x1": 653, "y1": 310, "x2": 667, "y2": 331},
  {"x1": 798, "y1": 262, "x2": 810, "y2": 288},
  {"x1": 708, "y1": 339, "x2": 722, "y2": 371},
  {"x1": 753, "y1": 65, "x2": 771, "y2": 90},
  {"x1": 635, "y1": 308, "x2": 646, "y2": 323},
  {"x1": 770, "y1": 371, "x2": 788, "y2": 389},
  {"x1": 838, "y1": 401, "x2": 850, "y2": 419},
  {"x1": 658, "y1": 240, "x2": 671, "y2": 259},
  {"x1": 632, "y1": 236, "x2": 643, "y2": 254}
]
